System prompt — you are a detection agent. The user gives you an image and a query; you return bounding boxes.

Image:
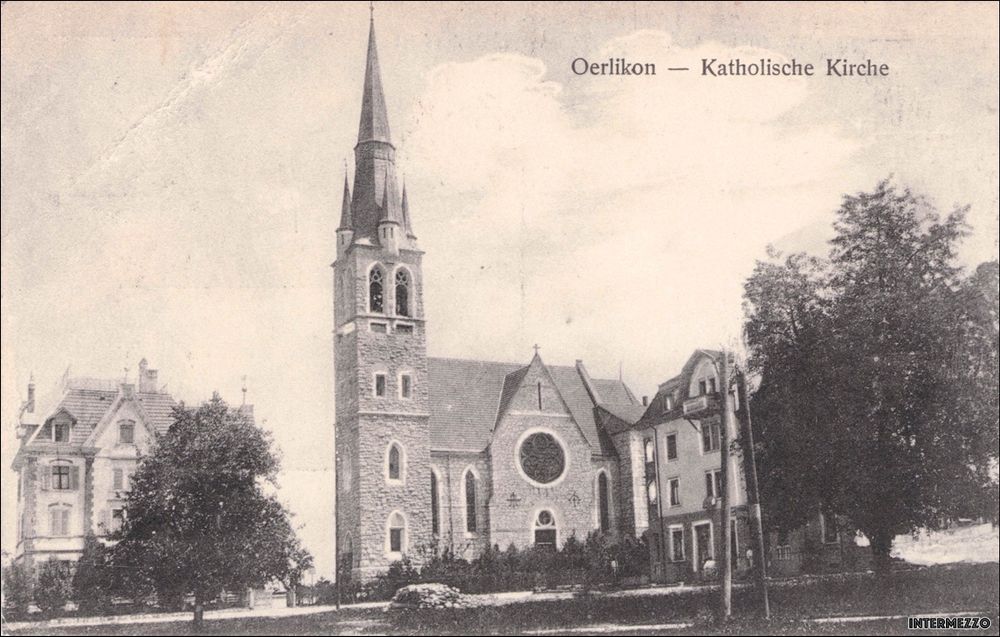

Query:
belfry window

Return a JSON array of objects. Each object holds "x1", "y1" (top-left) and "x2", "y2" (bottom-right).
[
  {"x1": 395, "y1": 270, "x2": 410, "y2": 317},
  {"x1": 369, "y1": 267, "x2": 384, "y2": 313}
]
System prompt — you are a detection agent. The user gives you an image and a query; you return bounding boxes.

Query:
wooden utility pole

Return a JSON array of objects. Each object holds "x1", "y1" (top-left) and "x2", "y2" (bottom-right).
[
  {"x1": 736, "y1": 368, "x2": 770, "y2": 619},
  {"x1": 717, "y1": 351, "x2": 734, "y2": 621}
]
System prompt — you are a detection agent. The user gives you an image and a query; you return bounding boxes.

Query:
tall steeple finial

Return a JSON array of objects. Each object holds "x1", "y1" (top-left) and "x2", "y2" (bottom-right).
[{"x1": 357, "y1": 7, "x2": 391, "y2": 146}]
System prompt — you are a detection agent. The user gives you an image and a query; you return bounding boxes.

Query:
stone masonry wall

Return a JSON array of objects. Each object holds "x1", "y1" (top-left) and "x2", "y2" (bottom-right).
[
  {"x1": 488, "y1": 361, "x2": 615, "y2": 550},
  {"x1": 334, "y1": 242, "x2": 430, "y2": 581},
  {"x1": 430, "y1": 450, "x2": 492, "y2": 560}
]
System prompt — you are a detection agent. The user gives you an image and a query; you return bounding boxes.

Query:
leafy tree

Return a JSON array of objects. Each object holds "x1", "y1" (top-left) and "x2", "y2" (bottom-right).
[
  {"x1": 72, "y1": 534, "x2": 115, "y2": 614},
  {"x1": 2, "y1": 561, "x2": 34, "y2": 616},
  {"x1": 744, "y1": 179, "x2": 999, "y2": 572},
  {"x1": 34, "y1": 559, "x2": 73, "y2": 615},
  {"x1": 110, "y1": 394, "x2": 313, "y2": 626}
]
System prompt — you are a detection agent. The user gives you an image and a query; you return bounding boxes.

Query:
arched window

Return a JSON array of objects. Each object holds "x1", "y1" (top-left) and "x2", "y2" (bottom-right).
[
  {"x1": 369, "y1": 266, "x2": 384, "y2": 313},
  {"x1": 430, "y1": 471, "x2": 440, "y2": 537},
  {"x1": 387, "y1": 443, "x2": 403, "y2": 482},
  {"x1": 395, "y1": 269, "x2": 410, "y2": 317},
  {"x1": 464, "y1": 470, "x2": 477, "y2": 534},
  {"x1": 597, "y1": 471, "x2": 611, "y2": 533},
  {"x1": 534, "y1": 509, "x2": 557, "y2": 549},
  {"x1": 339, "y1": 535, "x2": 354, "y2": 575},
  {"x1": 386, "y1": 511, "x2": 406, "y2": 555}
]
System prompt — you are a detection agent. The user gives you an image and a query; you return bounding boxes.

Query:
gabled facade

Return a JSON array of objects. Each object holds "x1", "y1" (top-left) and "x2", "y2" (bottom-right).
[{"x1": 10, "y1": 359, "x2": 176, "y2": 567}]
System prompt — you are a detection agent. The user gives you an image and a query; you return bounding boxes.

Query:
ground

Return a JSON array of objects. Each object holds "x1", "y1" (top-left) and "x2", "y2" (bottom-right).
[{"x1": 5, "y1": 563, "x2": 998, "y2": 636}]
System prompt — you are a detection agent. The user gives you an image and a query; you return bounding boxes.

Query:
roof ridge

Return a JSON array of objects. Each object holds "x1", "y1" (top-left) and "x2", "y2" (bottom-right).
[{"x1": 428, "y1": 355, "x2": 524, "y2": 367}]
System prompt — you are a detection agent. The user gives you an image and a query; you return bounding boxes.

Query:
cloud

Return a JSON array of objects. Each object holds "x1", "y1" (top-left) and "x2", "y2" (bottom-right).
[{"x1": 399, "y1": 31, "x2": 861, "y2": 383}]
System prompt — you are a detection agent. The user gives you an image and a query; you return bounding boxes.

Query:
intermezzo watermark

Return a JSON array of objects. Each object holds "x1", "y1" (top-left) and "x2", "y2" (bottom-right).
[{"x1": 908, "y1": 616, "x2": 992, "y2": 630}]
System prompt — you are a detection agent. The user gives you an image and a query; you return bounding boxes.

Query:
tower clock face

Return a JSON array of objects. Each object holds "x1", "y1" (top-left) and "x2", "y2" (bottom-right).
[{"x1": 519, "y1": 432, "x2": 566, "y2": 485}]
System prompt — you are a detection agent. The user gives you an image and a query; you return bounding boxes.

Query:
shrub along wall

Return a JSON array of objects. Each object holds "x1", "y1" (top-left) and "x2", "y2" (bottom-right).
[{"x1": 341, "y1": 532, "x2": 649, "y2": 602}]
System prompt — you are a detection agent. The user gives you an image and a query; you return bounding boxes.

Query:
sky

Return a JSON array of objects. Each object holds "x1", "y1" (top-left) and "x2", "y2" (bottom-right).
[{"x1": 2, "y1": 1, "x2": 997, "y2": 577}]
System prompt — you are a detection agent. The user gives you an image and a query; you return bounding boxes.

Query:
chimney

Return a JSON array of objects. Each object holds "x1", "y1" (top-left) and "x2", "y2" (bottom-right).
[
  {"x1": 138, "y1": 358, "x2": 158, "y2": 393},
  {"x1": 26, "y1": 375, "x2": 36, "y2": 413},
  {"x1": 642, "y1": 395, "x2": 648, "y2": 407}
]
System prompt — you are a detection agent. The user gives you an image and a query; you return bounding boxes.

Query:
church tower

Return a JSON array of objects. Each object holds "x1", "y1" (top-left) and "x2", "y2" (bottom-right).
[{"x1": 334, "y1": 13, "x2": 430, "y2": 580}]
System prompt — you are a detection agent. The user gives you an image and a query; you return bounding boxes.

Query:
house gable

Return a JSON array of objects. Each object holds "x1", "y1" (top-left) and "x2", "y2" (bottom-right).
[{"x1": 84, "y1": 393, "x2": 157, "y2": 456}]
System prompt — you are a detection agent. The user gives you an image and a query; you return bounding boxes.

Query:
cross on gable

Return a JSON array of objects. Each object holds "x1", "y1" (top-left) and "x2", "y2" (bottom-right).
[{"x1": 507, "y1": 492, "x2": 522, "y2": 508}]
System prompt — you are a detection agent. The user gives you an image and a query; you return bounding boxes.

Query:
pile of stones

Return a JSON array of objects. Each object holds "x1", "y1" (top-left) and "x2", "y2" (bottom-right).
[{"x1": 388, "y1": 583, "x2": 468, "y2": 610}]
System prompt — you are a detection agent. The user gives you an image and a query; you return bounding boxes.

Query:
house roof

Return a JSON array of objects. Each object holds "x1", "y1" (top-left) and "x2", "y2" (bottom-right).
[
  {"x1": 427, "y1": 357, "x2": 641, "y2": 454},
  {"x1": 18, "y1": 378, "x2": 177, "y2": 453},
  {"x1": 636, "y1": 348, "x2": 725, "y2": 427}
]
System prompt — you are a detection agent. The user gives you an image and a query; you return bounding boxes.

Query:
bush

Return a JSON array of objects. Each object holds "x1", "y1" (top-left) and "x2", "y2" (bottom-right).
[
  {"x1": 367, "y1": 556, "x2": 420, "y2": 600},
  {"x1": 313, "y1": 577, "x2": 337, "y2": 605},
  {"x1": 2, "y1": 561, "x2": 34, "y2": 617},
  {"x1": 414, "y1": 533, "x2": 650, "y2": 596},
  {"x1": 35, "y1": 559, "x2": 74, "y2": 615},
  {"x1": 349, "y1": 535, "x2": 650, "y2": 602}
]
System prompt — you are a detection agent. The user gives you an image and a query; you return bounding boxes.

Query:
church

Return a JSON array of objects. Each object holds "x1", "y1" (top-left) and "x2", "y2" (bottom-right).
[{"x1": 333, "y1": 16, "x2": 650, "y2": 580}]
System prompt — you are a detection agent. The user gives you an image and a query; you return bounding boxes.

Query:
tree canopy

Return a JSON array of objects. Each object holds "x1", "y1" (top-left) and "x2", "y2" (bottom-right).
[
  {"x1": 111, "y1": 394, "x2": 312, "y2": 623},
  {"x1": 743, "y1": 179, "x2": 999, "y2": 570}
]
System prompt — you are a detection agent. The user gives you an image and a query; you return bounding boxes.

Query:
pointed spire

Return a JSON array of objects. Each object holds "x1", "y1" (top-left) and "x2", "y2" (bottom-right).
[
  {"x1": 357, "y1": 15, "x2": 391, "y2": 145},
  {"x1": 401, "y1": 181, "x2": 414, "y2": 237},
  {"x1": 339, "y1": 169, "x2": 352, "y2": 230}
]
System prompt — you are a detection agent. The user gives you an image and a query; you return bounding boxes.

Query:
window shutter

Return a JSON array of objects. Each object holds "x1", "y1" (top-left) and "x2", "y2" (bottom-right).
[
  {"x1": 70, "y1": 466, "x2": 80, "y2": 491},
  {"x1": 50, "y1": 509, "x2": 58, "y2": 535},
  {"x1": 41, "y1": 469, "x2": 51, "y2": 491}
]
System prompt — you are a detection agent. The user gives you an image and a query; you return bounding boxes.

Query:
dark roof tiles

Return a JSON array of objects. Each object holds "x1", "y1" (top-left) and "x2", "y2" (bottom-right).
[{"x1": 428, "y1": 357, "x2": 640, "y2": 454}]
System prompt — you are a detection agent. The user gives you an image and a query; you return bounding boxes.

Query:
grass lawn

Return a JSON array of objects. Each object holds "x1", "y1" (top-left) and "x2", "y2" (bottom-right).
[{"x1": 8, "y1": 563, "x2": 999, "y2": 636}]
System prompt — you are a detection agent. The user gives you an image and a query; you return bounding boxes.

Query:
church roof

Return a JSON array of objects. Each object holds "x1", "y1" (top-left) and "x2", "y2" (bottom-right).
[{"x1": 427, "y1": 357, "x2": 641, "y2": 454}]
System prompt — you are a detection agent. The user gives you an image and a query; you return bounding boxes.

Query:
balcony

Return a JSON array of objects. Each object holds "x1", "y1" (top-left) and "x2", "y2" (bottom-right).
[{"x1": 683, "y1": 393, "x2": 720, "y2": 415}]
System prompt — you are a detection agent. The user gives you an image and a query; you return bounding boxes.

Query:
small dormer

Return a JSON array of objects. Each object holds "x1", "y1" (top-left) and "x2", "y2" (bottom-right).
[
  {"x1": 41, "y1": 408, "x2": 77, "y2": 444},
  {"x1": 688, "y1": 356, "x2": 719, "y2": 398}
]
